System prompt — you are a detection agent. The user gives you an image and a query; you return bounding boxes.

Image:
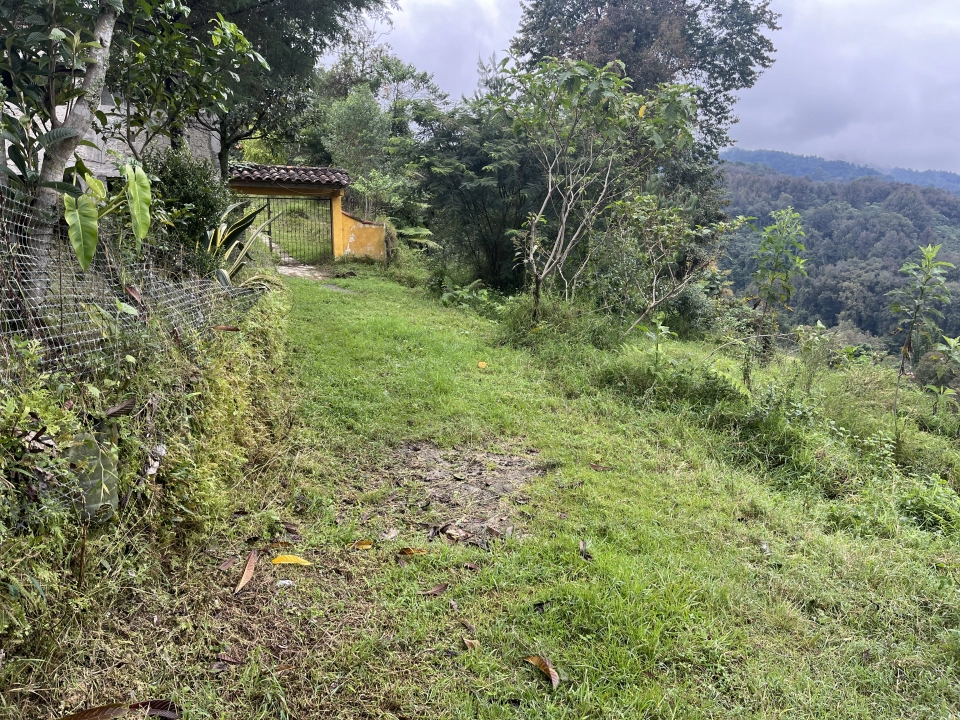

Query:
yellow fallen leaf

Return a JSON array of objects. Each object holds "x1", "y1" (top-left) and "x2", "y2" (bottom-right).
[
  {"x1": 478, "y1": 362, "x2": 488, "y2": 369},
  {"x1": 272, "y1": 555, "x2": 311, "y2": 566},
  {"x1": 463, "y1": 636, "x2": 480, "y2": 651},
  {"x1": 398, "y1": 547, "x2": 427, "y2": 556},
  {"x1": 352, "y1": 539, "x2": 373, "y2": 550}
]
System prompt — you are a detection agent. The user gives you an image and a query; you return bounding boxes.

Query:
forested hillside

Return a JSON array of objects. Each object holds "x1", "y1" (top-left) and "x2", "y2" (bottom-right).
[
  {"x1": 721, "y1": 148, "x2": 960, "y2": 196},
  {"x1": 723, "y1": 162, "x2": 960, "y2": 343}
]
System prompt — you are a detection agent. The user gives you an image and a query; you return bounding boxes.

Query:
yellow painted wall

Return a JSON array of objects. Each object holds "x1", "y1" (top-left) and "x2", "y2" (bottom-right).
[{"x1": 338, "y1": 210, "x2": 387, "y2": 261}]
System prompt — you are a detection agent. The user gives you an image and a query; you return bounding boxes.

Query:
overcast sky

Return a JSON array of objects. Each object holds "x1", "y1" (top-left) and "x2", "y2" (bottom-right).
[{"x1": 384, "y1": 0, "x2": 960, "y2": 173}]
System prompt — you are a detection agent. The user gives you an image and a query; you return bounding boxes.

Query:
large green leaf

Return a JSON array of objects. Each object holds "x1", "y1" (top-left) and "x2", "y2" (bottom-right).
[
  {"x1": 122, "y1": 164, "x2": 151, "y2": 246},
  {"x1": 64, "y1": 193, "x2": 99, "y2": 271},
  {"x1": 38, "y1": 126, "x2": 80, "y2": 149}
]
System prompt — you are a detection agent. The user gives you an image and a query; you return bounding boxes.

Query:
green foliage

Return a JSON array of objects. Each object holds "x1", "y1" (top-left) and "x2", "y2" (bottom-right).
[
  {"x1": 416, "y1": 88, "x2": 539, "y2": 289},
  {"x1": 888, "y1": 244, "x2": 953, "y2": 367},
  {"x1": 102, "y1": 3, "x2": 266, "y2": 160},
  {"x1": 0, "y1": 288, "x2": 290, "y2": 657},
  {"x1": 323, "y1": 85, "x2": 391, "y2": 179},
  {"x1": 753, "y1": 207, "x2": 808, "y2": 317},
  {"x1": 585, "y1": 193, "x2": 748, "y2": 335},
  {"x1": 62, "y1": 161, "x2": 152, "y2": 270},
  {"x1": 512, "y1": 0, "x2": 779, "y2": 152},
  {"x1": 900, "y1": 477, "x2": 960, "y2": 533},
  {"x1": 491, "y1": 57, "x2": 697, "y2": 316},
  {"x1": 722, "y1": 164, "x2": 960, "y2": 343},
  {"x1": 204, "y1": 202, "x2": 282, "y2": 282},
  {"x1": 185, "y1": 0, "x2": 387, "y2": 175},
  {"x1": 142, "y1": 148, "x2": 232, "y2": 272},
  {"x1": 887, "y1": 244, "x2": 954, "y2": 440}
]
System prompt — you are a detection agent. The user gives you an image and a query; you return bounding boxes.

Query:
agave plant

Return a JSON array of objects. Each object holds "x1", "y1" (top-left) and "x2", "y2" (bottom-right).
[{"x1": 204, "y1": 203, "x2": 284, "y2": 285}]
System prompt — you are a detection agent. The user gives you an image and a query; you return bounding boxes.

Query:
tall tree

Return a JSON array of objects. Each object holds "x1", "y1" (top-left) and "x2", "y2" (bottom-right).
[
  {"x1": 186, "y1": 0, "x2": 391, "y2": 176},
  {"x1": 511, "y1": 0, "x2": 779, "y2": 152}
]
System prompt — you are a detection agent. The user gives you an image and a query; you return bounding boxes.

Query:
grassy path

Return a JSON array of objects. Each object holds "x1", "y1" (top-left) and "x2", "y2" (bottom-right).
[{"x1": 279, "y1": 273, "x2": 958, "y2": 719}]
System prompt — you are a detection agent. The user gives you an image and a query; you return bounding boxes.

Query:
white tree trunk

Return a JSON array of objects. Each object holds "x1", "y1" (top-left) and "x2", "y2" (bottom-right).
[{"x1": 27, "y1": 2, "x2": 118, "y2": 310}]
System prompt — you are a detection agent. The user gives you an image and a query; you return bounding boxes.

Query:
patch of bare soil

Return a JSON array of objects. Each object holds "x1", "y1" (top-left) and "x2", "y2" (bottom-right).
[
  {"x1": 357, "y1": 443, "x2": 546, "y2": 547},
  {"x1": 276, "y1": 264, "x2": 330, "y2": 281}
]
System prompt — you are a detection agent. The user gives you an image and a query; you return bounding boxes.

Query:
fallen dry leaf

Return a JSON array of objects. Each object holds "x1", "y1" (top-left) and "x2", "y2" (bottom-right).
[
  {"x1": 418, "y1": 583, "x2": 449, "y2": 597},
  {"x1": 272, "y1": 555, "x2": 311, "y2": 566},
  {"x1": 463, "y1": 562, "x2": 480, "y2": 572},
  {"x1": 450, "y1": 599, "x2": 460, "y2": 612},
  {"x1": 234, "y1": 550, "x2": 258, "y2": 594},
  {"x1": 463, "y1": 637, "x2": 480, "y2": 651},
  {"x1": 380, "y1": 528, "x2": 400, "y2": 541},
  {"x1": 444, "y1": 526, "x2": 471, "y2": 542},
  {"x1": 460, "y1": 619, "x2": 477, "y2": 634},
  {"x1": 352, "y1": 539, "x2": 374, "y2": 551},
  {"x1": 217, "y1": 653, "x2": 240, "y2": 665},
  {"x1": 526, "y1": 655, "x2": 561, "y2": 689},
  {"x1": 268, "y1": 541, "x2": 294, "y2": 549},
  {"x1": 590, "y1": 462, "x2": 613, "y2": 472},
  {"x1": 276, "y1": 663, "x2": 295, "y2": 673},
  {"x1": 218, "y1": 558, "x2": 237, "y2": 572},
  {"x1": 282, "y1": 521, "x2": 299, "y2": 533},
  {"x1": 212, "y1": 325, "x2": 240, "y2": 332},
  {"x1": 57, "y1": 700, "x2": 182, "y2": 719},
  {"x1": 579, "y1": 540, "x2": 593, "y2": 562},
  {"x1": 398, "y1": 547, "x2": 427, "y2": 556},
  {"x1": 125, "y1": 285, "x2": 143, "y2": 307}
]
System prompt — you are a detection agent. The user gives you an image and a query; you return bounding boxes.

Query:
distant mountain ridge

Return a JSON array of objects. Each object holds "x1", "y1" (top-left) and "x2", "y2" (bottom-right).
[{"x1": 720, "y1": 148, "x2": 960, "y2": 196}]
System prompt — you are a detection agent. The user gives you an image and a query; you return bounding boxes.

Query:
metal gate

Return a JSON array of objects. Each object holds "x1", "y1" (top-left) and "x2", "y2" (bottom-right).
[{"x1": 259, "y1": 196, "x2": 334, "y2": 265}]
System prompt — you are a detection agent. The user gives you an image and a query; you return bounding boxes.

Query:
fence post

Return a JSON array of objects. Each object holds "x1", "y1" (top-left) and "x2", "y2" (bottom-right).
[{"x1": 267, "y1": 197, "x2": 273, "y2": 253}]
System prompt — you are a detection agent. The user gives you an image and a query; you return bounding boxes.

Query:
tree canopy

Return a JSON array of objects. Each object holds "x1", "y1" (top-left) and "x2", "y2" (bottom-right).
[
  {"x1": 723, "y1": 163, "x2": 960, "y2": 344},
  {"x1": 185, "y1": 0, "x2": 391, "y2": 175},
  {"x1": 512, "y1": 0, "x2": 779, "y2": 151}
]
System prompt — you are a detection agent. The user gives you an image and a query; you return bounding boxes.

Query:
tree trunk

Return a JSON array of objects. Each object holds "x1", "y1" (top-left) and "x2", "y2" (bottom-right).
[
  {"x1": 0, "y1": 139, "x2": 7, "y2": 190},
  {"x1": 532, "y1": 275, "x2": 543, "y2": 321},
  {"x1": 27, "y1": 2, "x2": 119, "y2": 309},
  {"x1": 170, "y1": 124, "x2": 185, "y2": 151},
  {"x1": 217, "y1": 116, "x2": 231, "y2": 179},
  {"x1": 34, "y1": 3, "x2": 118, "y2": 215}
]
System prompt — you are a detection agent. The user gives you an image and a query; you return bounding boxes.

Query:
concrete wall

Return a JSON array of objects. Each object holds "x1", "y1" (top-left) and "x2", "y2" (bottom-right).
[
  {"x1": 3, "y1": 102, "x2": 220, "y2": 179},
  {"x1": 336, "y1": 210, "x2": 386, "y2": 261},
  {"x1": 77, "y1": 113, "x2": 220, "y2": 178}
]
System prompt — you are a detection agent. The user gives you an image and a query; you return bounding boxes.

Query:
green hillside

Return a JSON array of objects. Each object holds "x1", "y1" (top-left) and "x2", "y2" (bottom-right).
[
  {"x1": 723, "y1": 162, "x2": 960, "y2": 343},
  {"x1": 721, "y1": 149, "x2": 960, "y2": 196}
]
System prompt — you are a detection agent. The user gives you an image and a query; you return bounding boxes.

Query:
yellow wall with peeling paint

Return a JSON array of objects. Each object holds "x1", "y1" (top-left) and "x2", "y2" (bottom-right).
[{"x1": 336, "y1": 209, "x2": 387, "y2": 261}]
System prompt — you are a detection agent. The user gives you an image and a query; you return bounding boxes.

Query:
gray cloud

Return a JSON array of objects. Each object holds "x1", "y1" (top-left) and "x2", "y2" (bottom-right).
[
  {"x1": 385, "y1": 0, "x2": 960, "y2": 172},
  {"x1": 387, "y1": 0, "x2": 522, "y2": 100},
  {"x1": 732, "y1": 0, "x2": 960, "y2": 172}
]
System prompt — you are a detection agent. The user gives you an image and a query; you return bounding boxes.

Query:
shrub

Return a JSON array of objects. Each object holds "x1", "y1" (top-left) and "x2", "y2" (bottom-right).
[{"x1": 142, "y1": 148, "x2": 232, "y2": 273}]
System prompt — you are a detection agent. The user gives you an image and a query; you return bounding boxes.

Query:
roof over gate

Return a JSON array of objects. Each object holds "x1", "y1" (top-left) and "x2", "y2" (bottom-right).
[{"x1": 228, "y1": 163, "x2": 351, "y2": 196}]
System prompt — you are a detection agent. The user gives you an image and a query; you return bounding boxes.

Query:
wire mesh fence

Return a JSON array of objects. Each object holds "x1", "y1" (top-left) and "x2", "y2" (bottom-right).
[
  {"x1": 259, "y1": 196, "x2": 334, "y2": 266},
  {"x1": 0, "y1": 187, "x2": 264, "y2": 377}
]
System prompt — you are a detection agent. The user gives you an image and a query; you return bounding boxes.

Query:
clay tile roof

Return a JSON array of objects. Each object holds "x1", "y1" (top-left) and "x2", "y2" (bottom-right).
[{"x1": 228, "y1": 163, "x2": 351, "y2": 188}]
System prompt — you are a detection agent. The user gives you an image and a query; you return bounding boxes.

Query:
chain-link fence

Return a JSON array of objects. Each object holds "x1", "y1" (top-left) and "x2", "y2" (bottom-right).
[{"x1": 0, "y1": 187, "x2": 264, "y2": 376}]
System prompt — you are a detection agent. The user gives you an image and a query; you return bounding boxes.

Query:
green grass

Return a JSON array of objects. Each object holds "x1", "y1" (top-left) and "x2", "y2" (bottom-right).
[
  {"x1": 7, "y1": 271, "x2": 960, "y2": 719},
  {"x1": 278, "y1": 274, "x2": 960, "y2": 718}
]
